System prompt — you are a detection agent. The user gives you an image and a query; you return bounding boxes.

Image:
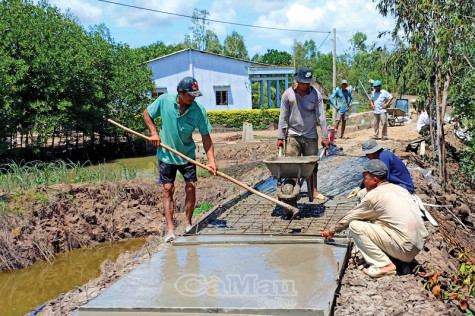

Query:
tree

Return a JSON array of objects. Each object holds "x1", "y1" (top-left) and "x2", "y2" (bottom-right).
[
  {"x1": 0, "y1": 0, "x2": 154, "y2": 157},
  {"x1": 349, "y1": 32, "x2": 367, "y2": 54},
  {"x1": 204, "y1": 30, "x2": 223, "y2": 54},
  {"x1": 257, "y1": 49, "x2": 292, "y2": 66},
  {"x1": 184, "y1": 8, "x2": 209, "y2": 50},
  {"x1": 136, "y1": 41, "x2": 185, "y2": 62},
  {"x1": 376, "y1": 0, "x2": 474, "y2": 186},
  {"x1": 223, "y1": 31, "x2": 248, "y2": 59}
]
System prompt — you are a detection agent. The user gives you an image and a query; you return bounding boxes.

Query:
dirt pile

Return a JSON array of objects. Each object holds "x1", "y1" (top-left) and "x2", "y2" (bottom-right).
[{"x1": 334, "y1": 123, "x2": 474, "y2": 315}]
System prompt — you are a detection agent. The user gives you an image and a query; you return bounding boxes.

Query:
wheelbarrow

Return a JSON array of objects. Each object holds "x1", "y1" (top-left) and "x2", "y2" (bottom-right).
[
  {"x1": 387, "y1": 108, "x2": 407, "y2": 126},
  {"x1": 263, "y1": 154, "x2": 320, "y2": 219}
]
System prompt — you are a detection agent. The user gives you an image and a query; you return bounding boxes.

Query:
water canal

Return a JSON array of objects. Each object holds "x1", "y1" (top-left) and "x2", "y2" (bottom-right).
[{"x1": 0, "y1": 239, "x2": 145, "y2": 316}]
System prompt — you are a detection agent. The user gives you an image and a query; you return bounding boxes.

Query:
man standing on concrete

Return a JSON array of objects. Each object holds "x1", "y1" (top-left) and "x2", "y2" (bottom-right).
[
  {"x1": 370, "y1": 80, "x2": 393, "y2": 140},
  {"x1": 277, "y1": 67, "x2": 330, "y2": 201},
  {"x1": 329, "y1": 80, "x2": 353, "y2": 139},
  {"x1": 321, "y1": 160, "x2": 428, "y2": 278},
  {"x1": 348, "y1": 139, "x2": 414, "y2": 198},
  {"x1": 143, "y1": 77, "x2": 217, "y2": 242}
]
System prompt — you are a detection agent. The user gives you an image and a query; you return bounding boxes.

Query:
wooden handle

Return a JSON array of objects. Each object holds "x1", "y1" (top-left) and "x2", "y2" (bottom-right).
[{"x1": 107, "y1": 119, "x2": 300, "y2": 215}]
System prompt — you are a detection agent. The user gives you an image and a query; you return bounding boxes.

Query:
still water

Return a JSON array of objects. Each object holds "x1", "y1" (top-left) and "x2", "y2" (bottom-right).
[
  {"x1": 0, "y1": 239, "x2": 145, "y2": 316},
  {"x1": 95, "y1": 155, "x2": 159, "y2": 179}
]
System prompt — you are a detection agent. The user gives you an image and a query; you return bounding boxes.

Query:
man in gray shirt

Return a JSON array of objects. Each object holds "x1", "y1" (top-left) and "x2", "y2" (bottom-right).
[{"x1": 277, "y1": 67, "x2": 330, "y2": 201}]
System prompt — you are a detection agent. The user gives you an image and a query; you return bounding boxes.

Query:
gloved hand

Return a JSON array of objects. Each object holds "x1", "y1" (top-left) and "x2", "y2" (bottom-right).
[{"x1": 348, "y1": 187, "x2": 360, "y2": 198}]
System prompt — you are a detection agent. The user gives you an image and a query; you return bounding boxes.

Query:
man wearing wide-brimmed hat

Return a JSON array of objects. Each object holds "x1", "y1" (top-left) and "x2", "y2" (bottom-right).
[
  {"x1": 277, "y1": 67, "x2": 330, "y2": 201},
  {"x1": 348, "y1": 138, "x2": 414, "y2": 199}
]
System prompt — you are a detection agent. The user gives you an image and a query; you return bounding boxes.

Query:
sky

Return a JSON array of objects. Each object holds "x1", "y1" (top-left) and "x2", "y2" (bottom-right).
[{"x1": 47, "y1": 0, "x2": 397, "y2": 57}]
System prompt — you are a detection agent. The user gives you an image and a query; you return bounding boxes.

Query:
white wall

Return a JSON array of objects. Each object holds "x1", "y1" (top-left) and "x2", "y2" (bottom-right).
[{"x1": 147, "y1": 50, "x2": 257, "y2": 111}]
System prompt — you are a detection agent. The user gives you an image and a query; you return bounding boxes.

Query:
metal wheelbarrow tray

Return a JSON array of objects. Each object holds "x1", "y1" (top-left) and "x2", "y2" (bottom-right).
[
  {"x1": 387, "y1": 108, "x2": 407, "y2": 126},
  {"x1": 263, "y1": 155, "x2": 320, "y2": 179}
]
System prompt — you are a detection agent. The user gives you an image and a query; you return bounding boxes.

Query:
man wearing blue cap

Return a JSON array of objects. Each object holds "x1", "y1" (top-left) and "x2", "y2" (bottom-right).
[
  {"x1": 370, "y1": 80, "x2": 393, "y2": 140},
  {"x1": 143, "y1": 77, "x2": 217, "y2": 242}
]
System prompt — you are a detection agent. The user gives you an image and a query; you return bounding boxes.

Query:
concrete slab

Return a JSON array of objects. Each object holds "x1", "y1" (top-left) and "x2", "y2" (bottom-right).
[{"x1": 79, "y1": 235, "x2": 349, "y2": 315}]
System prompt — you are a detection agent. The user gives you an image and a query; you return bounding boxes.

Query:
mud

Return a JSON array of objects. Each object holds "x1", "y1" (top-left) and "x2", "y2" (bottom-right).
[{"x1": 334, "y1": 121, "x2": 474, "y2": 315}]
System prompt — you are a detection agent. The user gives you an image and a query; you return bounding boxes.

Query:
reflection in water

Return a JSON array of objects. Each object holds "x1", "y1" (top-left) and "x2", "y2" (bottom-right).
[
  {"x1": 0, "y1": 239, "x2": 145, "y2": 316},
  {"x1": 85, "y1": 155, "x2": 159, "y2": 179}
]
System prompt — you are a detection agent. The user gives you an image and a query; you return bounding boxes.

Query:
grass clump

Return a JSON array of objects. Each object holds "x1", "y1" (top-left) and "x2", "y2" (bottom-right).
[
  {"x1": 0, "y1": 160, "x2": 139, "y2": 192},
  {"x1": 193, "y1": 202, "x2": 214, "y2": 215}
]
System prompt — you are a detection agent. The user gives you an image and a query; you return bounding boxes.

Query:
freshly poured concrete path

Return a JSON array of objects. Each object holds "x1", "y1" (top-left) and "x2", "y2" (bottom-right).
[
  {"x1": 79, "y1": 235, "x2": 348, "y2": 315},
  {"x1": 79, "y1": 153, "x2": 363, "y2": 315}
]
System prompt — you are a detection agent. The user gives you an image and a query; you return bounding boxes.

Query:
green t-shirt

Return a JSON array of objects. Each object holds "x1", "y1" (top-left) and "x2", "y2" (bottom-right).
[{"x1": 147, "y1": 93, "x2": 212, "y2": 165}]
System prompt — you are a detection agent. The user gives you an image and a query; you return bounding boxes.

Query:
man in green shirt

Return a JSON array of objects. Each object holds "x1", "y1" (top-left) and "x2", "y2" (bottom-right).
[{"x1": 143, "y1": 77, "x2": 217, "y2": 242}]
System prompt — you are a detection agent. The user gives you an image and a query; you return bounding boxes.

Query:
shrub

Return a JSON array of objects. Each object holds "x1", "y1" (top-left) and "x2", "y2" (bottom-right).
[{"x1": 207, "y1": 109, "x2": 280, "y2": 128}]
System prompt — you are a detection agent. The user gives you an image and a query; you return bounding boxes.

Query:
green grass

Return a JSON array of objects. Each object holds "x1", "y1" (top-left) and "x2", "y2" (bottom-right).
[
  {"x1": 255, "y1": 135, "x2": 278, "y2": 140},
  {"x1": 193, "y1": 201, "x2": 214, "y2": 215},
  {"x1": 0, "y1": 160, "x2": 139, "y2": 192}
]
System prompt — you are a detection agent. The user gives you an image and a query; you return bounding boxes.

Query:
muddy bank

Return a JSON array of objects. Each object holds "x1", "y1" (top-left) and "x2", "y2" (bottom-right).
[
  {"x1": 334, "y1": 129, "x2": 474, "y2": 315},
  {"x1": 0, "y1": 160, "x2": 271, "y2": 272}
]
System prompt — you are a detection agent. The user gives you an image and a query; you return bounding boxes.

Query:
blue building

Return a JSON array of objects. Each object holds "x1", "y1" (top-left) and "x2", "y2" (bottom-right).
[{"x1": 146, "y1": 48, "x2": 294, "y2": 111}]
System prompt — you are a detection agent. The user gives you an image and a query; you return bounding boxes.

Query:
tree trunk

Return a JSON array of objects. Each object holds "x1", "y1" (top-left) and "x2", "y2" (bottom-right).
[
  {"x1": 440, "y1": 73, "x2": 450, "y2": 186},
  {"x1": 435, "y1": 70, "x2": 448, "y2": 189}
]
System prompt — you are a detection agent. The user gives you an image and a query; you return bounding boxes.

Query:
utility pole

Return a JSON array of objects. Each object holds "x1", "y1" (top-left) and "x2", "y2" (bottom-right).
[{"x1": 332, "y1": 28, "x2": 336, "y2": 125}]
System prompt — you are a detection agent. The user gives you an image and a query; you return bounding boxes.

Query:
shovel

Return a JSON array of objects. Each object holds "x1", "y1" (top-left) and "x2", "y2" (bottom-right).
[{"x1": 107, "y1": 119, "x2": 300, "y2": 219}]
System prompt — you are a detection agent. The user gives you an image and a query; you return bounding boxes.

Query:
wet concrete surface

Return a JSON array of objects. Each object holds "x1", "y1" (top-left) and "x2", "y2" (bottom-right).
[
  {"x1": 79, "y1": 235, "x2": 348, "y2": 316},
  {"x1": 78, "y1": 154, "x2": 365, "y2": 315}
]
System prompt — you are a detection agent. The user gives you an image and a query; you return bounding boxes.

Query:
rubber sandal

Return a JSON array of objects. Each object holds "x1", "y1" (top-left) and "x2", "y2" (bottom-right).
[
  {"x1": 185, "y1": 226, "x2": 193, "y2": 233},
  {"x1": 363, "y1": 266, "x2": 397, "y2": 278},
  {"x1": 314, "y1": 193, "x2": 328, "y2": 201},
  {"x1": 164, "y1": 233, "x2": 176, "y2": 243}
]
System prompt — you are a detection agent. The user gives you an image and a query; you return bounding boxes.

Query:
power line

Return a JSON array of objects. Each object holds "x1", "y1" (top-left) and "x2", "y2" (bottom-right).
[
  {"x1": 336, "y1": 36, "x2": 350, "y2": 56},
  {"x1": 317, "y1": 32, "x2": 331, "y2": 51},
  {"x1": 97, "y1": 0, "x2": 331, "y2": 34}
]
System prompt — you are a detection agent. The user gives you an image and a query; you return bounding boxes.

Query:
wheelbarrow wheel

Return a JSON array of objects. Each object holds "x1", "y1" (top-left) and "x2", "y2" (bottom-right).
[{"x1": 388, "y1": 118, "x2": 395, "y2": 127}]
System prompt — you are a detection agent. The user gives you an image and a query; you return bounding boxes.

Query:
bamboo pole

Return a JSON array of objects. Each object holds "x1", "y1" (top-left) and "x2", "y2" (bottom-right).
[{"x1": 107, "y1": 119, "x2": 300, "y2": 219}]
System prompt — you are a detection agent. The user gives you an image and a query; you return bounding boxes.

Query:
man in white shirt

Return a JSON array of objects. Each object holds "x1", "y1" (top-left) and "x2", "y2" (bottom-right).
[{"x1": 370, "y1": 80, "x2": 393, "y2": 141}]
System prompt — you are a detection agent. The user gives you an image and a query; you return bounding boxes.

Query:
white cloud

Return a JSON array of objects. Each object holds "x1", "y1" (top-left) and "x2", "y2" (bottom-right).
[
  {"x1": 113, "y1": 0, "x2": 198, "y2": 29},
  {"x1": 250, "y1": 0, "x2": 395, "y2": 53},
  {"x1": 49, "y1": 0, "x2": 103, "y2": 24},
  {"x1": 207, "y1": 1, "x2": 237, "y2": 38}
]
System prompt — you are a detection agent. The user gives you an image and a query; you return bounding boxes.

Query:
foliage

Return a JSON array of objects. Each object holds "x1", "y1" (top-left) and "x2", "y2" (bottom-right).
[
  {"x1": 459, "y1": 140, "x2": 475, "y2": 187},
  {"x1": 252, "y1": 49, "x2": 292, "y2": 66},
  {"x1": 223, "y1": 31, "x2": 249, "y2": 60},
  {"x1": 417, "y1": 248, "x2": 475, "y2": 313},
  {"x1": 184, "y1": 8, "x2": 209, "y2": 51},
  {"x1": 376, "y1": 0, "x2": 474, "y2": 187},
  {"x1": 193, "y1": 201, "x2": 214, "y2": 215},
  {"x1": 0, "y1": 160, "x2": 139, "y2": 192},
  {"x1": 0, "y1": 0, "x2": 154, "y2": 156},
  {"x1": 207, "y1": 109, "x2": 280, "y2": 128},
  {"x1": 135, "y1": 41, "x2": 185, "y2": 62}
]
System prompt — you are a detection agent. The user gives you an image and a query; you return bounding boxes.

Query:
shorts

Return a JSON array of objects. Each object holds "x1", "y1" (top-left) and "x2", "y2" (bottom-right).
[
  {"x1": 158, "y1": 161, "x2": 197, "y2": 184},
  {"x1": 336, "y1": 112, "x2": 348, "y2": 121},
  {"x1": 286, "y1": 136, "x2": 319, "y2": 172}
]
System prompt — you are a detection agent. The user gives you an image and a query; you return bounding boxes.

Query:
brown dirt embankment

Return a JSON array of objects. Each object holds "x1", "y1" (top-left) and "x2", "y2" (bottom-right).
[{"x1": 0, "y1": 156, "x2": 273, "y2": 272}]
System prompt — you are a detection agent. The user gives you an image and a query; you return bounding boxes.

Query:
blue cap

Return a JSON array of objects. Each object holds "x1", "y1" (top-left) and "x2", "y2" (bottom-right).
[
  {"x1": 177, "y1": 77, "x2": 202, "y2": 97},
  {"x1": 372, "y1": 80, "x2": 382, "y2": 87}
]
